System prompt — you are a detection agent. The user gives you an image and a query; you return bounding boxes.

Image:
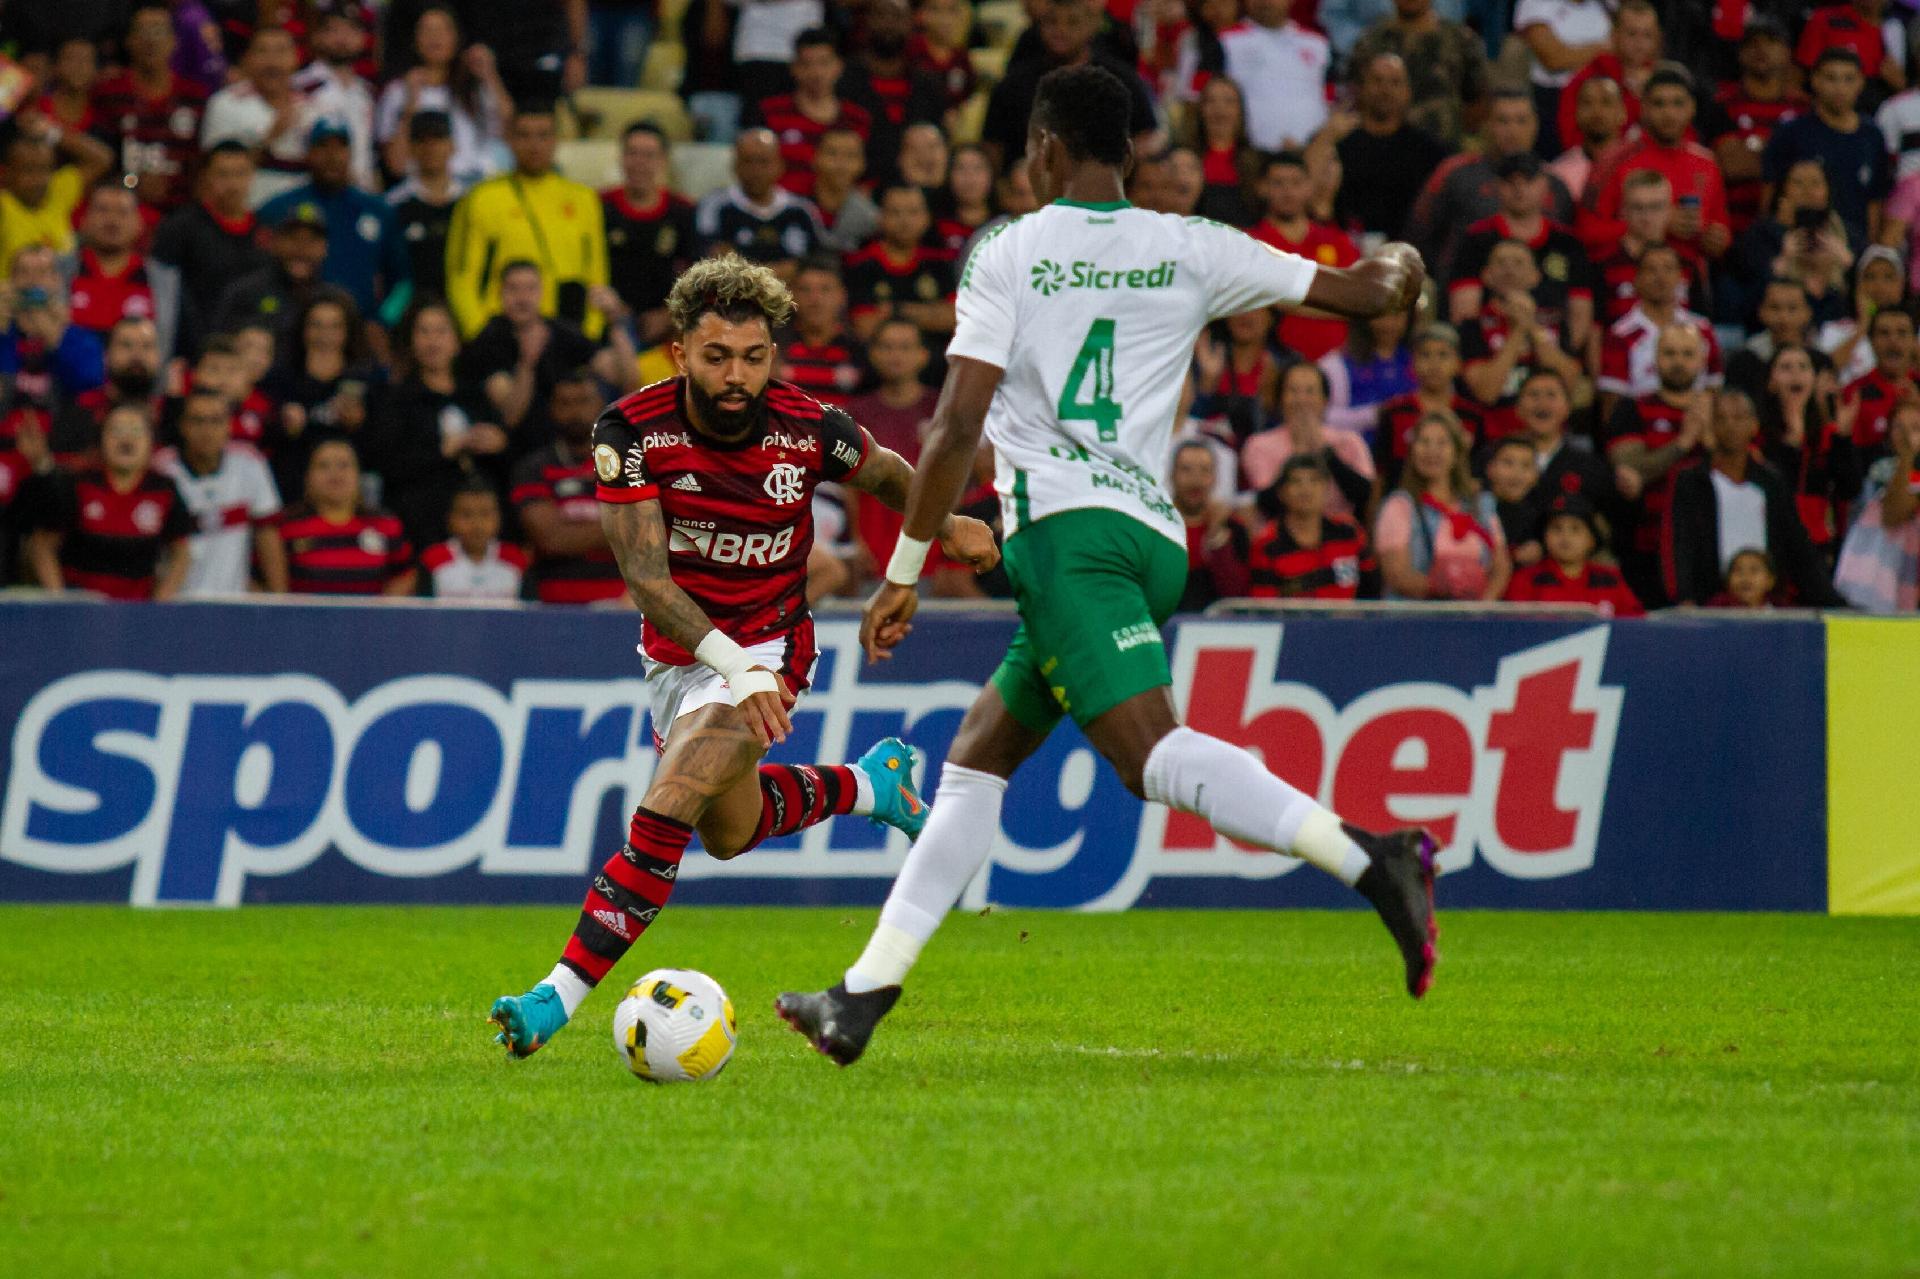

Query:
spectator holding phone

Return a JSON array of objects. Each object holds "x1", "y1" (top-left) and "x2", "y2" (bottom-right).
[{"x1": 1764, "y1": 48, "x2": 1893, "y2": 251}]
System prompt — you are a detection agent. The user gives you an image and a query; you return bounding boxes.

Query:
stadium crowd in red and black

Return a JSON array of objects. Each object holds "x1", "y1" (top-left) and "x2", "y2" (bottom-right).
[{"x1": 1, "y1": 0, "x2": 1917, "y2": 614}]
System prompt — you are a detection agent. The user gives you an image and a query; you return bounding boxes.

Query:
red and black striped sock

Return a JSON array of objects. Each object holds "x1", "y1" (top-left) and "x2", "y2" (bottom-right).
[
  {"x1": 745, "y1": 763, "x2": 865, "y2": 851},
  {"x1": 559, "y1": 806, "x2": 693, "y2": 986}
]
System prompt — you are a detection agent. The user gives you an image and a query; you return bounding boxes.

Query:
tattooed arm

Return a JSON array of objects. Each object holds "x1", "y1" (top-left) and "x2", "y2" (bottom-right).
[
  {"x1": 841, "y1": 429, "x2": 1001, "y2": 573},
  {"x1": 600, "y1": 497, "x2": 794, "y2": 744}
]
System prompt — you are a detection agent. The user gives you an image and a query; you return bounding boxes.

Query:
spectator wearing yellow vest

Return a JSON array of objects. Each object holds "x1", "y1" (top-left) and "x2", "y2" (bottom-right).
[{"x1": 445, "y1": 106, "x2": 607, "y2": 339}]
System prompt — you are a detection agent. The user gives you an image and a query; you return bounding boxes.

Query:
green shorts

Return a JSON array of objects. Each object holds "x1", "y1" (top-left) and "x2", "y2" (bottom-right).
[{"x1": 990, "y1": 507, "x2": 1189, "y2": 732}]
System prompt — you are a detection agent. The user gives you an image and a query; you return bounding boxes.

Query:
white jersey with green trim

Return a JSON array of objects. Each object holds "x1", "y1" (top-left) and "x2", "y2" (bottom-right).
[{"x1": 946, "y1": 200, "x2": 1321, "y2": 546}]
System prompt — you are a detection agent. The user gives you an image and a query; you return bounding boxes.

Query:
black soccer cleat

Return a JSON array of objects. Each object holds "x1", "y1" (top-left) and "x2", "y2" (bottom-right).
[
  {"x1": 1348, "y1": 823, "x2": 1440, "y2": 999},
  {"x1": 774, "y1": 982, "x2": 901, "y2": 1066}
]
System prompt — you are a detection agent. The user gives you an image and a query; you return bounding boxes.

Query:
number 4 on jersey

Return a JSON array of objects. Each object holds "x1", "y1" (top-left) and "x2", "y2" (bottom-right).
[{"x1": 1057, "y1": 318, "x2": 1122, "y2": 441}]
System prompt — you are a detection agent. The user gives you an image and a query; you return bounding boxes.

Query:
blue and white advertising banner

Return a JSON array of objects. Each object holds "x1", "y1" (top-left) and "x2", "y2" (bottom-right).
[{"x1": 0, "y1": 601, "x2": 1829, "y2": 911}]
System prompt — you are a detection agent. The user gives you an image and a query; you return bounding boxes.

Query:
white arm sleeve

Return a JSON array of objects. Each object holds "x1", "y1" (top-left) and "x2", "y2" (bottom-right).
[
  {"x1": 945, "y1": 226, "x2": 1018, "y2": 370},
  {"x1": 1191, "y1": 218, "x2": 1321, "y2": 320}
]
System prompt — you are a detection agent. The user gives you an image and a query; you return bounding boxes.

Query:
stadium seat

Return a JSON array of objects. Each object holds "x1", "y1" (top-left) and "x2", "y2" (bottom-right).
[
  {"x1": 670, "y1": 141, "x2": 736, "y2": 200},
  {"x1": 950, "y1": 91, "x2": 988, "y2": 146},
  {"x1": 970, "y1": 46, "x2": 1010, "y2": 87},
  {"x1": 570, "y1": 87, "x2": 694, "y2": 142},
  {"x1": 974, "y1": 0, "x2": 1028, "y2": 49},
  {"x1": 556, "y1": 139, "x2": 620, "y2": 189},
  {"x1": 658, "y1": 0, "x2": 694, "y2": 42},
  {"x1": 641, "y1": 42, "x2": 685, "y2": 93}
]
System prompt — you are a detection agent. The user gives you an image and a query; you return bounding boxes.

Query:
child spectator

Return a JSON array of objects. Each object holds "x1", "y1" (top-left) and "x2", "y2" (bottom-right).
[
  {"x1": 1484, "y1": 435, "x2": 1544, "y2": 564},
  {"x1": 1375, "y1": 410, "x2": 1510, "y2": 601},
  {"x1": 1247, "y1": 454, "x2": 1367, "y2": 600},
  {"x1": 279, "y1": 437, "x2": 416, "y2": 595},
  {"x1": 1504, "y1": 494, "x2": 1644, "y2": 615},
  {"x1": 1713, "y1": 547, "x2": 1780, "y2": 608},
  {"x1": 420, "y1": 481, "x2": 525, "y2": 600}
]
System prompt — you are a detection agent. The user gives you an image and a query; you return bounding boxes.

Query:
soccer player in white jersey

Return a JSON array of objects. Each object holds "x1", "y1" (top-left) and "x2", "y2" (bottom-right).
[
  {"x1": 777, "y1": 65, "x2": 1438, "y2": 1064},
  {"x1": 153, "y1": 387, "x2": 287, "y2": 596}
]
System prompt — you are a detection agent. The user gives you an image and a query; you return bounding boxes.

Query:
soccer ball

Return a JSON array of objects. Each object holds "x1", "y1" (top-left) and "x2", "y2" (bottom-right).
[{"x1": 613, "y1": 968, "x2": 737, "y2": 1083}]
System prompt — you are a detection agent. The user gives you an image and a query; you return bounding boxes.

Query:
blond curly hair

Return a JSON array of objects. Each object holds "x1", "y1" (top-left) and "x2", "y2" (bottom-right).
[{"x1": 666, "y1": 254, "x2": 796, "y2": 335}]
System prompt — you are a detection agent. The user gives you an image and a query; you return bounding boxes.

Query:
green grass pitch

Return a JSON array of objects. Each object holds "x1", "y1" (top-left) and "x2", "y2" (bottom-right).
[{"x1": 3, "y1": 906, "x2": 1916, "y2": 1278}]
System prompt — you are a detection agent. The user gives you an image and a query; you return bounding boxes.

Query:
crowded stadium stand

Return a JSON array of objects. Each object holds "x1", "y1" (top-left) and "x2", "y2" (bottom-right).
[{"x1": 1, "y1": 0, "x2": 1917, "y2": 615}]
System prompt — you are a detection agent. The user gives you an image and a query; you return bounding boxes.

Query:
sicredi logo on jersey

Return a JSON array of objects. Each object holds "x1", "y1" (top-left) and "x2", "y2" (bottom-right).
[{"x1": 1029, "y1": 259, "x2": 1178, "y2": 296}]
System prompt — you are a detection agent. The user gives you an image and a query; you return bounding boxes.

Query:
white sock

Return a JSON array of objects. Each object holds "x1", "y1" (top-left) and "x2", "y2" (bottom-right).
[
  {"x1": 848, "y1": 763, "x2": 876, "y2": 816},
  {"x1": 1142, "y1": 726, "x2": 1371, "y2": 887},
  {"x1": 544, "y1": 963, "x2": 593, "y2": 1017},
  {"x1": 845, "y1": 763, "x2": 1008, "y2": 992}
]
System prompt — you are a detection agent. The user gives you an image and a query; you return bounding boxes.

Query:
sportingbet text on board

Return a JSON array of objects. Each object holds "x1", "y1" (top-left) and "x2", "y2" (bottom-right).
[{"x1": 0, "y1": 602, "x2": 1828, "y2": 910}]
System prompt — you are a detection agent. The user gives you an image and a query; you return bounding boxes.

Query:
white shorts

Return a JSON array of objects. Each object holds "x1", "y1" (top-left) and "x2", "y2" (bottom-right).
[{"x1": 643, "y1": 635, "x2": 804, "y2": 752}]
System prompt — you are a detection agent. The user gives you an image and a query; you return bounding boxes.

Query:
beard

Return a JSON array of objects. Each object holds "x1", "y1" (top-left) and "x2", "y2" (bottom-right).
[
  {"x1": 687, "y1": 377, "x2": 766, "y2": 442},
  {"x1": 109, "y1": 365, "x2": 157, "y2": 401}
]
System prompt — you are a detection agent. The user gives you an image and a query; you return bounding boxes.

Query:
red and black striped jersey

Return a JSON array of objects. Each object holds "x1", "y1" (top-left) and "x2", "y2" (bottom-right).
[
  {"x1": 69, "y1": 251, "x2": 157, "y2": 336},
  {"x1": 1604, "y1": 394, "x2": 1698, "y2": 554},
  {"x1": 1504, "y1": 561, "x2": 1644, "y2": 616},
  {"x1": 278, "y1": 504, "x2": 413, "y2": 594},
  {"x1": 776, "y1": 330, "x2": 869, "y2": 405},
  {"x1": 1372, "y1": 392, "x2": 1488, "y2": 487},
  {"x1": 592, "y1": 377, "x2": 871, "y2": 666},
  {"x1": 1247, "y1": 515, "x2": 1367, "y2": 600},
  {"x1": 753, "y1": 95, "x2": 873, "y2": 199},
  {"x1": 25, "y1": 466, "x2": 194, "y2": 598},
  {"x1": 510, "y1": 442, "x2": 625, "y2": 605},
  {"x1": 90, "y1": 71, "x2": 210, "y2": 212},
  {"x1": 843, "y1": 242, "x2": 956, "y2": 321}
]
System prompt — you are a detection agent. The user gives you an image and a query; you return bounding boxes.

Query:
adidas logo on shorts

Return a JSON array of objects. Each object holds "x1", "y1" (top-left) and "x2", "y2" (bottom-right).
[{"x1": 671, "y1": 474, "x2": 702, "y2": 493}]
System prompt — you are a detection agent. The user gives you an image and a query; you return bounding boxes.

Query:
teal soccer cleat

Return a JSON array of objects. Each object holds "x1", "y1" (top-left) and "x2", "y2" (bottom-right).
[
  {"x1": 489, "y1": 983, "x2": 569, "y2": 1058},
  {"x1": 855, "y1": 737, "x2": 927, "y2": 841}
]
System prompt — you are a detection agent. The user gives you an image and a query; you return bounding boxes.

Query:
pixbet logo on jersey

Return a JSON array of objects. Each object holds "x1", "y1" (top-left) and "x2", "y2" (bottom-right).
[{"x1": 0, "y1": 622, "x2": 1622, "y2": 908}]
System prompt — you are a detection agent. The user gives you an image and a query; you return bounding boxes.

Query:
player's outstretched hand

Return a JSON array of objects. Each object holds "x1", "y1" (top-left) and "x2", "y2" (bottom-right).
[
  {"x1": 859, "y1": 581, "x2": 920, "y2": 663},
  {"x1": 938, "y1": 515, "x2": 1001, "y2": 574},
  {"x1": 737, "y1": 668, "x2": 797, "y2": 746},
  {"x1": 1371, "y1": 241, "x2": 1427, "y2": 313}
]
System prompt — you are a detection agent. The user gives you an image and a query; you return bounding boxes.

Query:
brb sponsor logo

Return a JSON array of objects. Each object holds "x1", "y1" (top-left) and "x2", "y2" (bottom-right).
[{"x1": 0, "y1": 621, "x2": 1622, "y2": 908}]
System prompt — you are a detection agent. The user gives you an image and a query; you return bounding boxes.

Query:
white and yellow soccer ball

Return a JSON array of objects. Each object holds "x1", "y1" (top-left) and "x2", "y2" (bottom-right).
[{"x1": 613, "y1": 968, "x2": 737, "y2": 1083}]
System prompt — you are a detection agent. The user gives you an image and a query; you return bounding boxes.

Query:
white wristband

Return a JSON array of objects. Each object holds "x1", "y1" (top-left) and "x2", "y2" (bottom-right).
[
  {"x1": 694, "y1": 630, "x2": 754, "y2": 682},
  {"x1": 694, "y1": 630, "x2": 781, "y2": 704},
  {"x1": 885, "y1": 534, "x2": 932, "y2": 586}
]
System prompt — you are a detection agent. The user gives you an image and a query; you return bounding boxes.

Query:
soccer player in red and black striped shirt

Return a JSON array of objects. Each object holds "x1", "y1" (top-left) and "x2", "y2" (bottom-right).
[
  {"x1": 277, "y1": 439, "x2": 416, "y2": 595},
  {"x1": 489, "y1": 256, "x2": 1001, "y2": 1058},
  {"x1": 22, "y1": 403, "x2": 192, "y2": 599}
]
